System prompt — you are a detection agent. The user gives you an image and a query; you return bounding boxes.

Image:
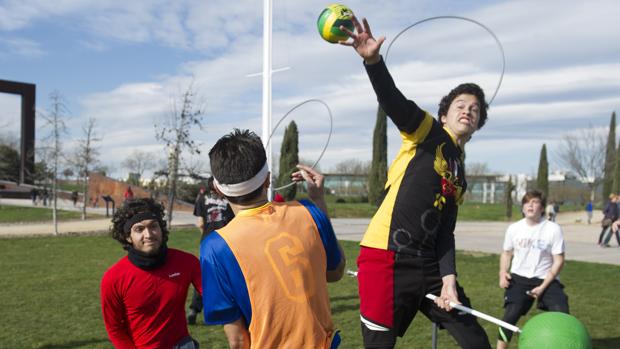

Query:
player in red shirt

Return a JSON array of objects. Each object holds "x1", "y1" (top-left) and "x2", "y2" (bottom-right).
[{"x1": 101, "y1": 198, "x2": 202, "y2": 349}]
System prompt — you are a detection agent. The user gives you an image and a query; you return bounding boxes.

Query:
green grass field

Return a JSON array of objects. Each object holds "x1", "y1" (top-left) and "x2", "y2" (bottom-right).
[
  {"x1": 0, "y1": 201, "x2": 517, "y2": 224},
  {"x1": 0, "y1": 204, "x2": 101, "y2": 223},
  {"x1": 322, "y1": 196, "x2": 523, "y2": 221},
  {"x1": 1, "y1": 229, "x2": 618, "y2": 349}
]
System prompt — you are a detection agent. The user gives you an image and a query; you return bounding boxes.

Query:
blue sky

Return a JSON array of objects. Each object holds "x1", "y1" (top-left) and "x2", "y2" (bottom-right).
[{"x1": 1, "y1": 0, "x2": 619, "y2": 179}]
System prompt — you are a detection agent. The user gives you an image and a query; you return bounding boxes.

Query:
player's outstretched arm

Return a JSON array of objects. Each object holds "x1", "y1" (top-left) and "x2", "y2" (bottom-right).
[
  {"x1": 340, "y1": 15, "x2": 426, "y2": 133},
  {"x1": 338, "y1": 15, "x2": 385, "y2": 65}
]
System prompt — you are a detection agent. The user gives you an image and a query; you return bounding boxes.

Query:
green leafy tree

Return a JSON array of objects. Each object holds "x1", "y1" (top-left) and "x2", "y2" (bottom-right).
[
  {"x1": 277, "y1": 121, "x2": 299, "y2": 200},
  {"x1": 537, "y1": 144, "x2": 549, "y2": 198},
  {"x1": 612, "y1": 140, "x2": 620, "y2": 195},
  {"x1": 33, "y1": 160, "x2": 52, "y2": 183},
  {"x1": 368, "y1": 106, "x2": 387, "y2": 206},
  {"x1": 603, "y1": 111, "x2": 616, "y2": 200},
  {"x1": 0, "y1": 144, "x2": 20, "y2": 182}
]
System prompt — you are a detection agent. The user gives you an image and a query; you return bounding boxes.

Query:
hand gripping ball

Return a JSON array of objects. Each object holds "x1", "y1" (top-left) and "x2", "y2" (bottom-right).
[
  {"x1": 317, "y1": 4, "x2": 354, "y2": 43},
  {"x1": 519, "y1": 312, "x2": 591, "y2": 349}
]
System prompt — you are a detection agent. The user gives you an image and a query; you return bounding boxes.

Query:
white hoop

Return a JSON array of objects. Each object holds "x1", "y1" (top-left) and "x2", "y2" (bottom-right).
[
  {"x1": 385, "y1": 15, "x2": 505, "y2": 105},
  {"x1": 266, "y1": 99, "x2": 333, "y2": 191}
]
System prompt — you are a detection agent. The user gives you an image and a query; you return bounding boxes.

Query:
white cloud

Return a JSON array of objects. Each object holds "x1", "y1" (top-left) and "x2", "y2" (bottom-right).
[
  {"x1": 0, "y1": 36, "x2": 44, "y2": 57},
  {"x1": 3, "y1": 0, "x2": 619, "y2": 177}
]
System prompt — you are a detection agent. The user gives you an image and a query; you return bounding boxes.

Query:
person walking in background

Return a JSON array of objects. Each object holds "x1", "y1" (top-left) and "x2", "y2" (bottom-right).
[
  {"x1": 585, "y1": 200, "x2": 593, "y2": 225},
  {"x1": 71, "y1": 191, "x2": 79, "y2": 207},
  {"x1": 192, "y1": 179, "x2": 235, "y2": 239},
  {"x1": 497, "y1": 190, "x2": 569, "y2": 349},
  {"x1": 545, "y1": 200, "x2": 556, "y2": 222},
  {"x1": 606, "y1": 220, "x2": 620, "y2": 247},
  {"x1": 123, "y1": 186, "x2": 134, "y2": 202},
  {"x1": 598, "y1": 194, "x2": 618, "y2": 246},
  {"x1": 193, "y1": 186, "x2": 206, "y2": 219},
  {"x1": 30, "y1": 187, "x2": 38, "y2": 206},
  {"x1": 41, "y1": 188, "x2": 49, "y2": 206}
]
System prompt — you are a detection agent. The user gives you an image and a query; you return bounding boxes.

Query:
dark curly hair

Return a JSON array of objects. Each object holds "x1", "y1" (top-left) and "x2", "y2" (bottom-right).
[
  {"x1": 110, "y1": 198, "x2": 169, "y2": 249},
  {"x1": 437, "y1": 83, "x2": 489, "y2": 129}
]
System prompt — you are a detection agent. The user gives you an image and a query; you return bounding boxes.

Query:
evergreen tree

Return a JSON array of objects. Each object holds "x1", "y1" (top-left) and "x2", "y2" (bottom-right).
[
  {"x1": 277, "y1": 121, "x2": 299, "y2": 200},
  {"x1": 603, "y1": 111, "x2": 617, "y2": 200},
  {"x1": 368, "y1": 106, "x2": 387, "y2": 206},
  {"x1": 537, "y1": 144, "x2": 549, "y2": 198},
  {"x1": 612, "y1": 140, "x2": 620, "y2": 195}
]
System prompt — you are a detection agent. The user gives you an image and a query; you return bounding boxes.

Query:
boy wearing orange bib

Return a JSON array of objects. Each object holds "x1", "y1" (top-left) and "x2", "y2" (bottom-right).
[{"x1": 201, "y1": 129, "x2": 345, "y2": 348}]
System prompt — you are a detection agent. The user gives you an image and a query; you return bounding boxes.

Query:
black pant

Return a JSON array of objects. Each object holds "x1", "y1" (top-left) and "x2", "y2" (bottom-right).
[
  {"x1": 359, "y1": 251, "x2": 491, "y2": 349},
  {"x1": 598, "y1": 227, "x2": 609, "y2": 244},
  {"x1": 189, "y1": 288, "x2": 202, "y2": 313},
  {"x1": 498, "y1": 274, "x2": 569, "y2": 343},
  {"x1": 601, "y1": 227, "x2": 620, "y2": 246}
]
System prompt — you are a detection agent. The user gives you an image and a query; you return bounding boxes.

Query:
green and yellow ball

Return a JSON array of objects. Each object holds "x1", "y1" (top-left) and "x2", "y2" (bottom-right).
[{"x1": 317, "y1": 4, "x2": 354, "y2": 43}]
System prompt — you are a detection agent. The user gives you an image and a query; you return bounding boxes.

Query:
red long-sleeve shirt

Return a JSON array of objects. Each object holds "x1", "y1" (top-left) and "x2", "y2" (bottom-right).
[{"x1": 101, "y1": 249, "x2": 201, "y2": 349}]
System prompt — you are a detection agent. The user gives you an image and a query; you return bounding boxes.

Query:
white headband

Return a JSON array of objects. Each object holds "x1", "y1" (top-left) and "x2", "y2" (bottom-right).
[{"x1": 213, "y1": 162, "x2": 269, "y2": 197}]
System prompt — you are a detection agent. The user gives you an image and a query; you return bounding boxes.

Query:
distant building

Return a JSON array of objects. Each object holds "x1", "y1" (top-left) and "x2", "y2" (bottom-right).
[
  {"x1": 272, "y1": 168, "x2": 595, "y2": 204},
  {"x1": 542, "y1": 170, "x2": 593, "y2": 205},
  {"x1": 465, "y1": 174, "x2": 528, "y2": 204},
  {"x1": 324, "y1": 173, "x2": 368, "y2": 196},
  {"x1": 467, "y1": 170, "x2": 594, "y2": 205}
]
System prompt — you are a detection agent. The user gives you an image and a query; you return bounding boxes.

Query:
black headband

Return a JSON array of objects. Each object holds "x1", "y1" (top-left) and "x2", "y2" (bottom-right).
[{"x1": 123, "y1": 211, "x2": 160, "y2": 233}]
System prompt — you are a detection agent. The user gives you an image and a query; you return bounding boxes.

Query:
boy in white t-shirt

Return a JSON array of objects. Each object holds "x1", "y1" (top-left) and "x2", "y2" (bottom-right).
[{"x1": 496, "y1": 190, "x2": 569, "y2": 349}]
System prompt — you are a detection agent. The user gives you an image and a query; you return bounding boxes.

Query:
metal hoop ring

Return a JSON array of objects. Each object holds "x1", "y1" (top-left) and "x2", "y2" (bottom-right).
[
  {"x1": 266, "y1": 98, "x2": 333, "y2": 191},
  {"x1": 385, "y1": 15, "x2": 505, "y2": 105}
]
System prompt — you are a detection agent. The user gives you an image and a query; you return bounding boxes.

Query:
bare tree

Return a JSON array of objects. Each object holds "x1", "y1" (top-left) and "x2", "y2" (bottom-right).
[
  {"x1": 72, "y1": 118, "x2": 101, "y2": 220},
  {"x1": 556, "y1": 126, "x2": 606, "y2": 201},
  {"x1": 40, "y1": 91, "x2": 68, "y2": 235},
  {"x1": 466, "y1": 162, "x2": 491, "y2": 176},
  {"x1": 332, "y1": 158, "x2": 371, "y2": 175},
  {"x1": 182, "y1": 156, "x2": 208, "y2": 180},
  {"x1": 121, "y1": 150, "x2": 156, "y2": 184},
  {"x1": 155, "y1": 84, "x2": 204, "y2": 225}
]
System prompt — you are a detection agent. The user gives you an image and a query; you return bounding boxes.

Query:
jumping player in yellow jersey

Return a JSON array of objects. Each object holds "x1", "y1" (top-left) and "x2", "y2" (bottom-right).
[
  {"x1": 339, "y1": 16, "x2": 492, "y2": 349},
  {"x1": 200, "y1": 129, "x2": 346, "y2": 349}
]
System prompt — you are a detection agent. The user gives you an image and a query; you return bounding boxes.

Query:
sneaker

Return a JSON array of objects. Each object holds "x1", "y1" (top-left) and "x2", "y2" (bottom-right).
[{"x1": 187, "y1": 310, "x2": 197, "y2": 325}]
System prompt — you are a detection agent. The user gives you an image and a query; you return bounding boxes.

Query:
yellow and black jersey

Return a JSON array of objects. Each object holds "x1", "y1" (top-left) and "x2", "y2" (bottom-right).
[{"x1": 361, "y1": 57, "x2": 466, "y2": 277}]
